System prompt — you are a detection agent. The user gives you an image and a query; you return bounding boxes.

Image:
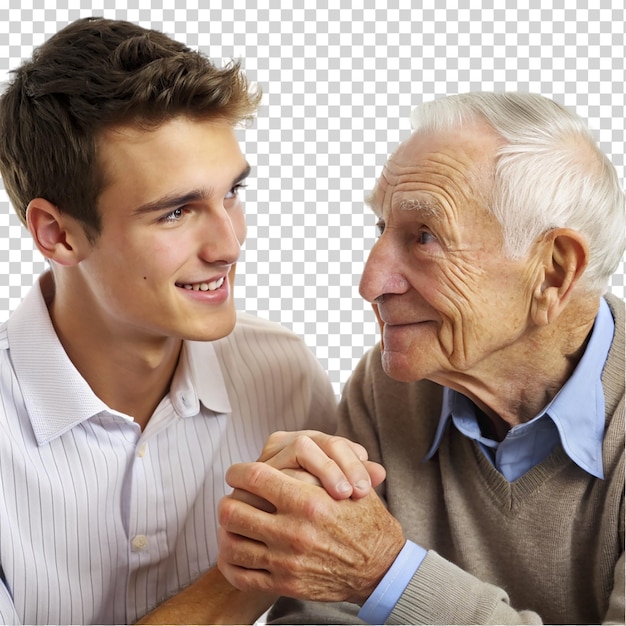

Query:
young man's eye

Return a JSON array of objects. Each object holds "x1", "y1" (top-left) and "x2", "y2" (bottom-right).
[
  {"x1": 225, "y1": 183, "x2": 247, "y2": 200},
  {"x1": 159, "y1": 207, "x2": 185, "y2": 224}
]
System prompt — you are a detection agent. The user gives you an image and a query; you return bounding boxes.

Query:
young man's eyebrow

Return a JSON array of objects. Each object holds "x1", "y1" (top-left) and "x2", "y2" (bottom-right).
[
  {"x1": 131, "y1": 163, "x2": 251, "y2": 215},
  {"x1": 233, "y1": 163, "x2": 252, "y2": 186}
]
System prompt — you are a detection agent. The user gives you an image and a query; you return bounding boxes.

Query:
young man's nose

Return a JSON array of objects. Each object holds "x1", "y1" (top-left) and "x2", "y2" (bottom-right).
[{"x1": 198, "y1": 210, "x2": 243, "y2": 265}]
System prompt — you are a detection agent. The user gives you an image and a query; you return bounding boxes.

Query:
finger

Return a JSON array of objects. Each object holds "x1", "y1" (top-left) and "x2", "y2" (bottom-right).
[
  {"x1": 217, "y1": 526, "x2": 270, "y2": 570},
  {"x1": 229, "y1": 487, "x2": 276, "y2": 513},
  {"x1": 223, "y1": 463, "x2": 308, "y2": 517},
  {"x1": 363, "y1": 460, "x2": 386, "y2": 491},
  {"x1": 262, "y1": 434, "x2": 371, "y2": 499},
  {"x1": 256, "y1": 430, "x2": 303, "y2": 460},
  {"x1": 218, "y1": 488, "x2": 280, "y2": 542},
  {"x1": 217, "y1": 553, "x2": 278, "y2": 595},
  {"x1": 216, "y1": 528, "x2": 280, "y2": 595},
  {"x1": 281, "y1": 467, "x2": 322, "y2": 486},
  {"x1": 258, "y1": 430, "x2": 370, "y2": 464},
  {"x1": 282, "y1": 433, "x2": 384, "y2": 496}
]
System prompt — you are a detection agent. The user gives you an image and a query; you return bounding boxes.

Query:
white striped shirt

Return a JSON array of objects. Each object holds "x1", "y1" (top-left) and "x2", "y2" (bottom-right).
[{"x1": 0, "y1": 278, "x2": 337, "y2": 625}]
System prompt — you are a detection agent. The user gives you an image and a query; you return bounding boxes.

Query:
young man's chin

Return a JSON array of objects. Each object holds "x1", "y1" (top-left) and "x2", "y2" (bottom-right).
[{"x1": 182, "y1": 312, "x2": 238, "y2": 343}]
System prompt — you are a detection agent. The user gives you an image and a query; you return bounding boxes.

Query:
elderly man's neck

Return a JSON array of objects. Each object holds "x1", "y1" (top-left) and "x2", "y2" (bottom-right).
[{"x1": 439, "y1": 295, "x2": 601, "y2": 441}]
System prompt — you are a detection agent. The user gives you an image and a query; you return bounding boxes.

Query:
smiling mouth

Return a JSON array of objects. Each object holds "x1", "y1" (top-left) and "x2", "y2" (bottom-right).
[
  {"x1": 383, "y1": 320, "x2": 433, "y2": 328},
  {"x1": 176, "y1": 277, "x2": 225, "y2": 292}
]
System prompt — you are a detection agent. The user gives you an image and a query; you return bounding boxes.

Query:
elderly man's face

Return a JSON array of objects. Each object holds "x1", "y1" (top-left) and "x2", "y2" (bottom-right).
[{"x1": 359, "y1": 122, "x2": 539, "y2": 385}]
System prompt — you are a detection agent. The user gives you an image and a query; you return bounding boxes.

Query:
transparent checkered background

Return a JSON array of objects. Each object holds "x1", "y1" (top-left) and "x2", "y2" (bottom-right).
[{"x1": 1, "y1": 2, "x2": 624, "y2": 397}]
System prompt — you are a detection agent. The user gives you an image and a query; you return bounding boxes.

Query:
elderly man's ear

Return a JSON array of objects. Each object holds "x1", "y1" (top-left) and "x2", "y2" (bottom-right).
[{"x1": 531, "y1": 228, "x2": 589, "y2": 327}]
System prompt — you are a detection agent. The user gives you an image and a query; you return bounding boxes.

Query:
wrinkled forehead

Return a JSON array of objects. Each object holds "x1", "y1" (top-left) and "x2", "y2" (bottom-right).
[{"x1": 366, "y1": 124, "x2": 500, "y2": 214}]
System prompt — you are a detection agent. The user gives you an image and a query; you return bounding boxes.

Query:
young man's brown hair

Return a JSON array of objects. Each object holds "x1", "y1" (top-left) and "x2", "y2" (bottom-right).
[{"x1": 0, "y1": 16, "x2": 261, "y2": 239}]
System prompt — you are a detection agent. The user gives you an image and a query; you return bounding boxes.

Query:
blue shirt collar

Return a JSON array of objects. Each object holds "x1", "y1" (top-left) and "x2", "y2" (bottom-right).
[{"x1": 425, "y1": 298, "x2": 614, "y2": 479}]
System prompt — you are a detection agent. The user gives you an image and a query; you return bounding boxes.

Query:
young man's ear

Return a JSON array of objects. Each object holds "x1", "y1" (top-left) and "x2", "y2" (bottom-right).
[
  {"x1": 26, "y1": 198, "x2": 92, "y2": 266},
  {"x1": 531, "y1": 228, "x2": 589, "y2": 326}
]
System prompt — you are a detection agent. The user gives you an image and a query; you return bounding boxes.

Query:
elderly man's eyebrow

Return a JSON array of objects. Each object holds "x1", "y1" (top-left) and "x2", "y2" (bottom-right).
[
  {"x1": 398, "y1": 197, "x2": 445, "y2": 219},
  {"x1": 364, "y1": 191, "x2": 377, "y2": 213},
  {"x1": 364, "y1": 188, "x2": 445, "y2": 220},
  {"x1": 398, "y1": 198, "x2": 441, "y2": 213}
]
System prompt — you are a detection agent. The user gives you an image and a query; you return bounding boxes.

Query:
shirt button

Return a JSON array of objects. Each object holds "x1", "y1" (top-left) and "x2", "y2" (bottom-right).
[
  {"x1": 131, "y1": 535, "x2": 148, "y2": 552},
  {"x1": 137, "y1": 444, "x2": 147, "y2": 458}
]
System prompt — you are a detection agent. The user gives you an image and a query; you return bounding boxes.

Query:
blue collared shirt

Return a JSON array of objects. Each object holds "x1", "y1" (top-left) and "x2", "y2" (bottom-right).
[{"x1": 359, "y1": 298, "x2": 614, "y2": 624}]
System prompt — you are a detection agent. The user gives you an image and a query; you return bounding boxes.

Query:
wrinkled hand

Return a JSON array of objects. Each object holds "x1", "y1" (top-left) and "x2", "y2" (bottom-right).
[
  {"x1": 256, "y1": 430, "x2": 386, "y2": 499},
  {"x1": 217, "y1": 462, "x2": 405, "y2": 605}
]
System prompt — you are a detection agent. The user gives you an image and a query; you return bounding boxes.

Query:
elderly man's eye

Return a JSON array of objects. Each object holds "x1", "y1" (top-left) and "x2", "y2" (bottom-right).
[
  {"x1": 375, "y1": 220, "x2": 386, "y2": 237},
  {"x1": 417, "y1": 230, "x2": 437, "y2": 244}
]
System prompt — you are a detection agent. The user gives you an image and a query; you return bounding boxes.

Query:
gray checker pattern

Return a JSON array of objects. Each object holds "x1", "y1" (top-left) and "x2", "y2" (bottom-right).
[{"x1": 0, "y1": 2, "x2": 624, "y2": 397}]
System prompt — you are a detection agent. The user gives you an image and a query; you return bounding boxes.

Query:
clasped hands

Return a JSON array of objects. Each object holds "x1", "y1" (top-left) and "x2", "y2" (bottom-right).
[{"x1": 217, "y1": 430, "x2": 406, "y2": 605}]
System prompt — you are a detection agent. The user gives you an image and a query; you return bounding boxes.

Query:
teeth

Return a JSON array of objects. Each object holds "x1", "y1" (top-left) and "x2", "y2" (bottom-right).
[{"x1": 179, "y1": 277, "x2": 225, "y2": 291}]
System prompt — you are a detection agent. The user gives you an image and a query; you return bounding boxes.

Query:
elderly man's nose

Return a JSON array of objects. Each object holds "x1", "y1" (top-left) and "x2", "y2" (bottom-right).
[{"x1": 359, "y1": 239, "x2": 409, "y2": 302}]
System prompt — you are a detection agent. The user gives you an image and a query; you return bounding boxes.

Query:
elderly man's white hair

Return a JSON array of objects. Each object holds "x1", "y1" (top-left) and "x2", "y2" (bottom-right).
[{"x1": 411, "y1": 92, "x2": 625, "y2": 294}]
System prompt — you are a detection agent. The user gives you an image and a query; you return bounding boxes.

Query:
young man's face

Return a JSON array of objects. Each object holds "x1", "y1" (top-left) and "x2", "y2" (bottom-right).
[{"x1": 76, "y1": 116, "x2": 249, "y2": 343}]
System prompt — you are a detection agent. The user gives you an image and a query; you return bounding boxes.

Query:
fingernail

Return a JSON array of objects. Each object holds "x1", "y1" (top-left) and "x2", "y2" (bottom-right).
[
  {"x1": 354, "y1": 480, "x2": 371, "y2": 492},
  {"x1": 337, "y1": 481, "x2": 352, "y2": 494}
]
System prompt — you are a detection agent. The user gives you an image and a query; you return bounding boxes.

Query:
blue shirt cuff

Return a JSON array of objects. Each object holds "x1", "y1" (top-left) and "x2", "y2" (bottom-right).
[{"x1": 358, "y1": 540, "x2": 427, "y2": 624}]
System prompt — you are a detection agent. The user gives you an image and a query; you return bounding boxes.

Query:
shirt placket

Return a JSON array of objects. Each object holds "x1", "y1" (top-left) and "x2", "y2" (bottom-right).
[{"x1": 125, "y1": 401, "x2": 174, "y2": 621}]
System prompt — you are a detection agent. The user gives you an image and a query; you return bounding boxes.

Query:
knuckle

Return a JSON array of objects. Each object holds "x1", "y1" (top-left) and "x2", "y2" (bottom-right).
[
  {"x1": 300, "y1": 494, "x2": 331, "y2": 523},
  {"x1": 293, "y1": 433, "x2": 312, "y2": 447},
  {"x1": 217, "y1": 496, "x2": 234, "y2": 526},
  {"x1": 266, "y1": 429, "x2": 289, "y2": 444},
  {"x1": 246, "y1": 461, "x2": 272, "y2": 488},
  {"x1": 292, "y1": 434, "x2": 316, "y2": 456},
  {"x1": 325, "y1": 434, "x2": 346, "y2": 452},
  {"x1": 258, "y1": 430, "x2": 290, "y2": 459},
  {"x1": 326, "y1": 435, "x2": 367, "y2": 462}
]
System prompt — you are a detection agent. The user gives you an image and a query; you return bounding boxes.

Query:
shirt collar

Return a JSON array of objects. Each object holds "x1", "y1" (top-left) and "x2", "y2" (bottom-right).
[
  {"x1": 170, "y1": 340, "x2": 231, "y2": 417},
  {"x1": 7, "y1": 275, "x2": 231, "y2": 445},
  {"x1": 425, "y1": 298, "x2": 614, "y2": 478},
  {"x1": 541, "y1": 297, "x2": 613, "y2": 477}
]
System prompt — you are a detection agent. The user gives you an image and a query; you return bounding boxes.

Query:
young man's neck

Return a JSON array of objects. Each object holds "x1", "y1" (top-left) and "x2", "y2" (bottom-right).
[{"x1": 42, "y1": 271, "x2": 182, "y2": 430}]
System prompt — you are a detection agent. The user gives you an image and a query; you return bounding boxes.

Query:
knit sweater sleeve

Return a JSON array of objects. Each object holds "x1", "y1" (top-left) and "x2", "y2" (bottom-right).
[
  {"x1": 388, "y1": 551, "x2": 544, "y2": 624},
  {"x1": 387, "y1": 545, "x2": 625, "y2": 625}
]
